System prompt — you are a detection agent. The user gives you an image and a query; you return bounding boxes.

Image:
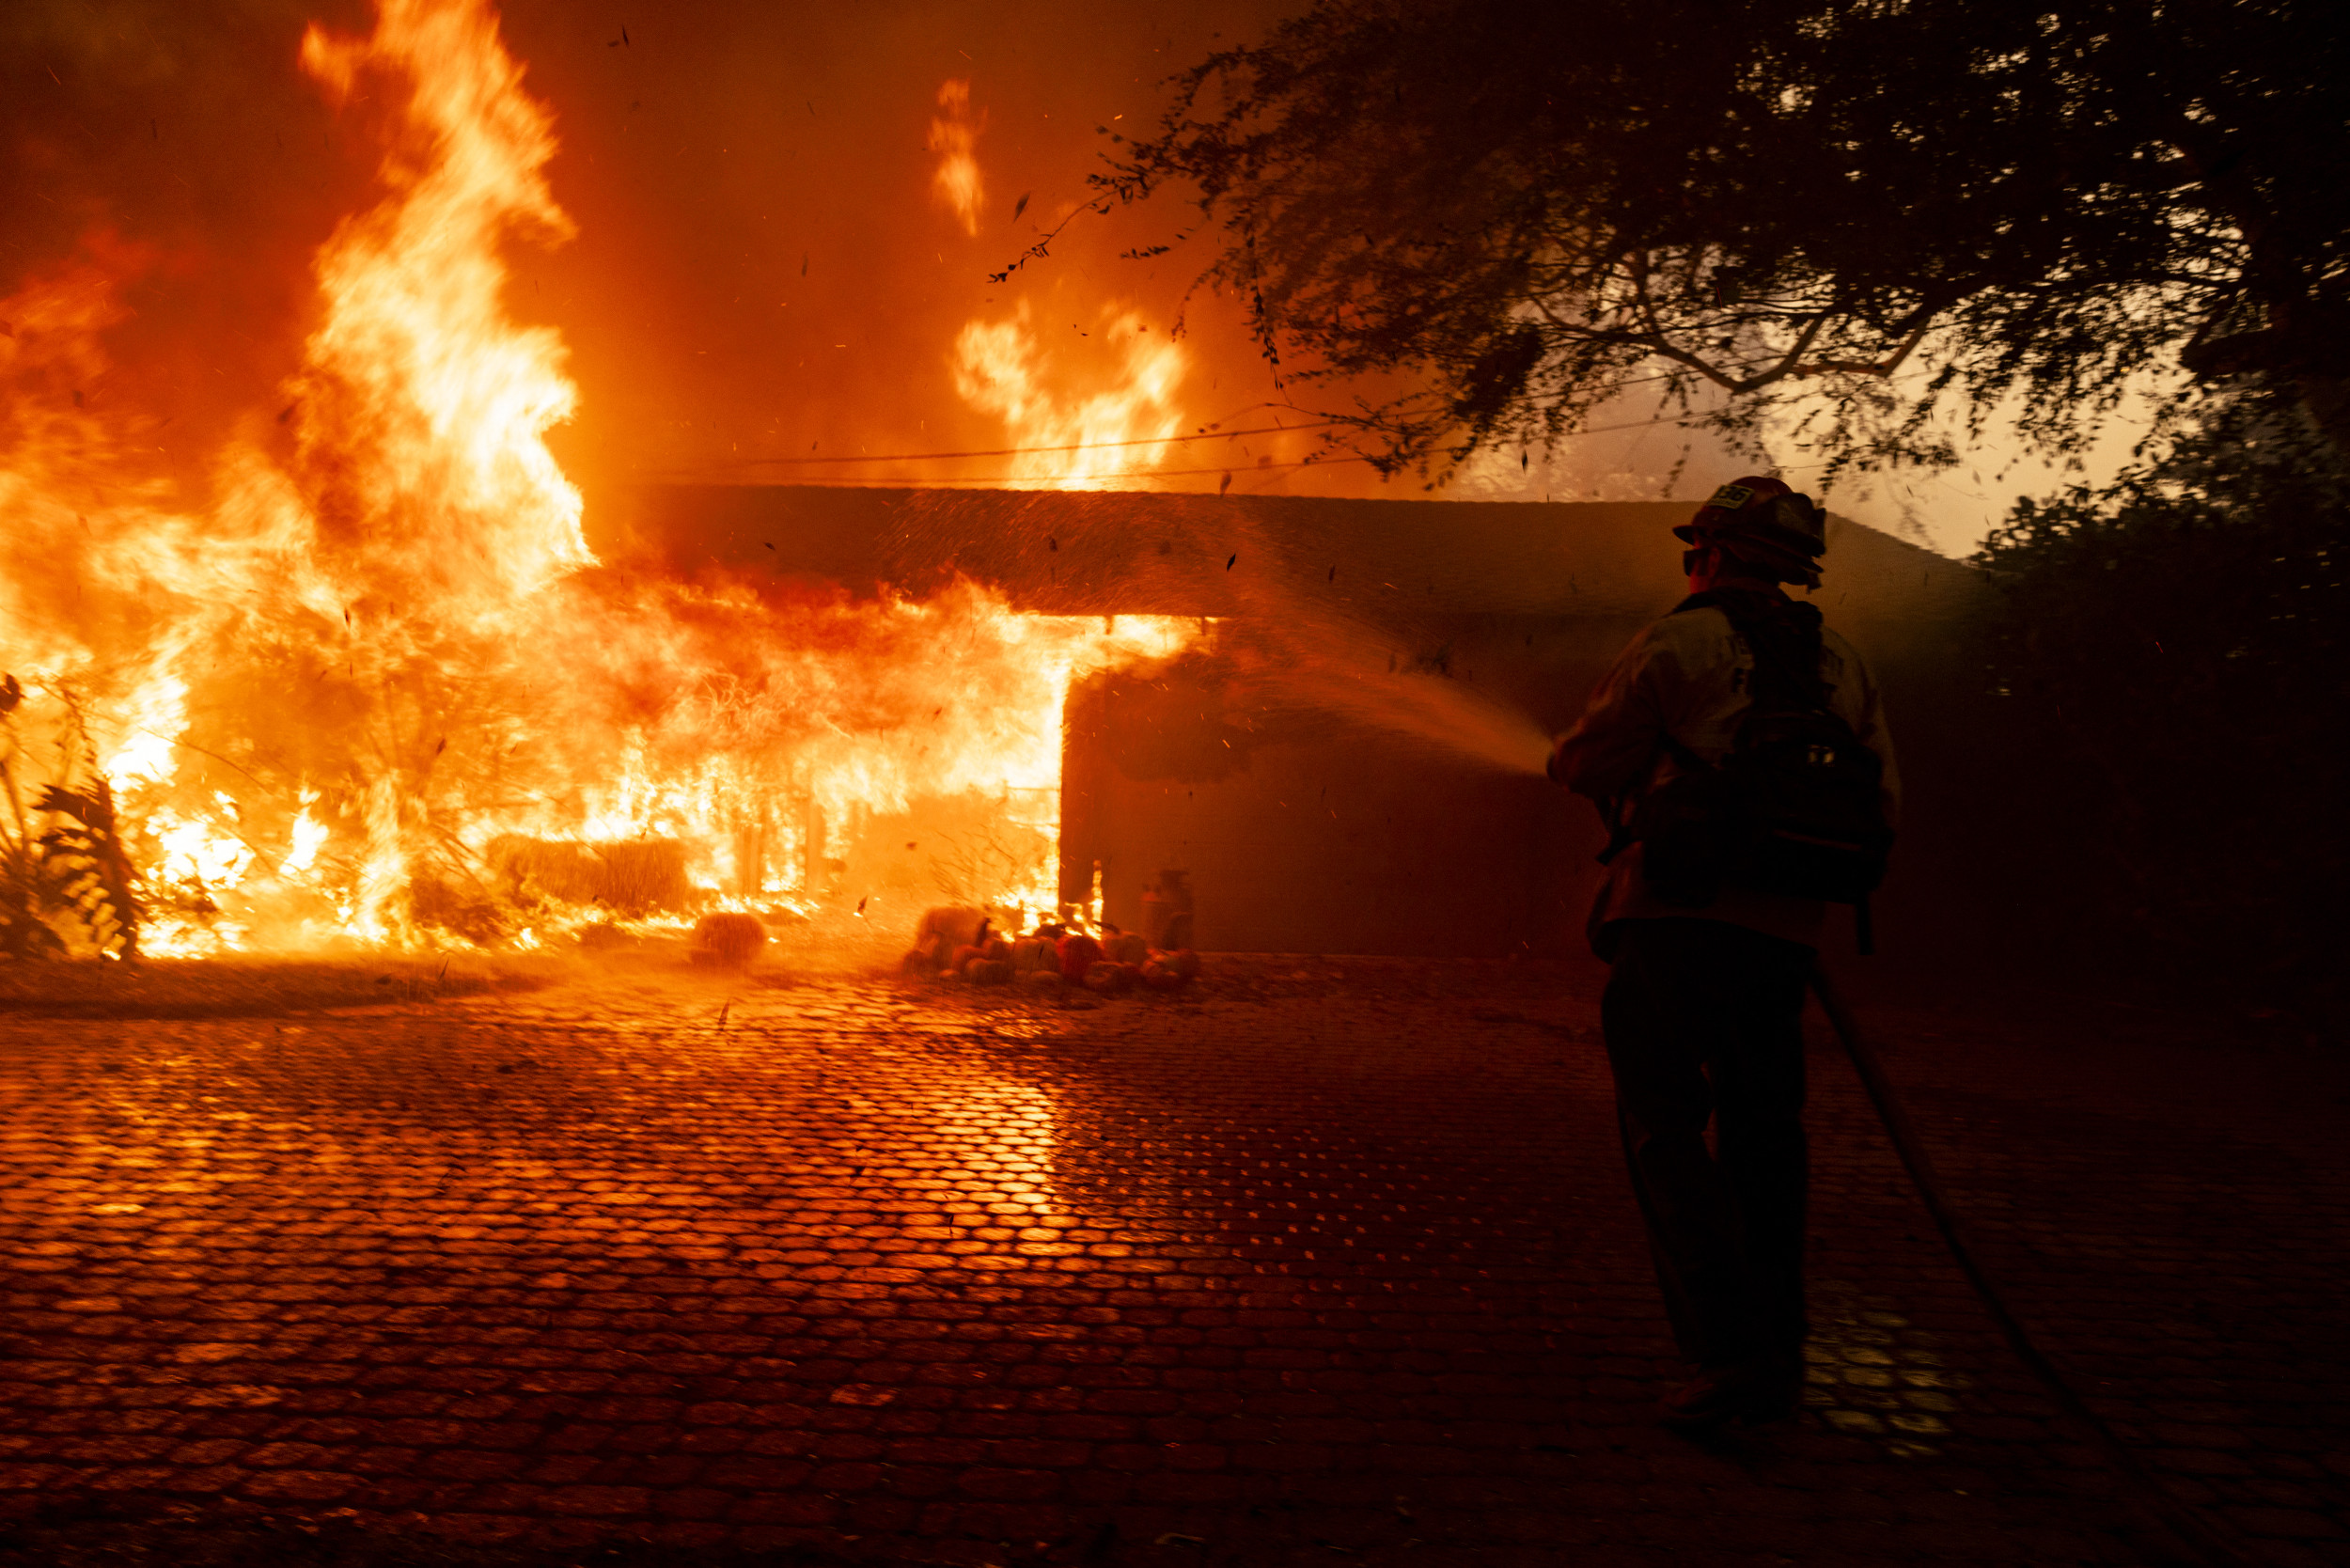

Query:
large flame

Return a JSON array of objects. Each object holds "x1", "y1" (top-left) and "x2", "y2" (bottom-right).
[
  {"x1": 0, "y1": 0, "x2": 1195, "y2": 958},
  {"x1": 952, "y1": 302, "x2": 1191, "y2": 489},
  {"x1": 296, "y1": 0, "x2": 589, "y2": 613},
  {"x1": 932, "y1": 71, "x2": 1196, "y2": 492}
]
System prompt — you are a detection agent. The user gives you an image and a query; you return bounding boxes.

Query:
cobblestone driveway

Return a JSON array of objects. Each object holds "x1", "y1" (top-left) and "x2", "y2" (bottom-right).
[{"x1": 3, "y1": 958, "x2": 2345, "y2": 1566}]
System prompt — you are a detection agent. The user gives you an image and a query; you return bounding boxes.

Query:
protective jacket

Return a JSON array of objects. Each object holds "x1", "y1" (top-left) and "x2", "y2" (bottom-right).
[{"x1": 1554, "y1": 593, "x2": 1900, "y2": 951}]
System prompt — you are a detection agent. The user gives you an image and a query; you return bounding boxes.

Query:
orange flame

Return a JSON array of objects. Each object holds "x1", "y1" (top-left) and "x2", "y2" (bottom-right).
[
  {"x1": 0, "y1": 0, "x2": 1197, "y2": 957},
  {"x1": 296, "y1": 0, "x2": 589, "y2": 614},
  {"x1": 952, "y1": 303, "x2": 1190, "y2": 488},
  {"x1": 928, "y1": 79, "x2": 986, "y2": 237}
]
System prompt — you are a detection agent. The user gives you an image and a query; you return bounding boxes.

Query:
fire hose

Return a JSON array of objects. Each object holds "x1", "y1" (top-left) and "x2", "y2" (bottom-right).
[{"x1": 1810, "y1": 966, "x2": 2261, "y2": 1568}]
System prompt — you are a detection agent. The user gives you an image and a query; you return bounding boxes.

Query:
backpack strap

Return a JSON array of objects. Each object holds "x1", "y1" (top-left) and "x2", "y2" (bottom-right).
[{"x1": 1682, "y1": 588, "x2": 1833, "y2": 729}]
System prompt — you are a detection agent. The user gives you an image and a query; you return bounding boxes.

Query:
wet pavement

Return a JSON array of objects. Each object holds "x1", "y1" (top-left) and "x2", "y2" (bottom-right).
[{"x1": 2, "y1": 956, "x2": 2346, "y2": 1567}]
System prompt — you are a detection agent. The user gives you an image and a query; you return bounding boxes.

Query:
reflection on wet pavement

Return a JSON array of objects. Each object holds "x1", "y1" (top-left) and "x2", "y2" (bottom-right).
[{"x1": 2, "y1": 961, "x2": 2342, "y2": 1564}]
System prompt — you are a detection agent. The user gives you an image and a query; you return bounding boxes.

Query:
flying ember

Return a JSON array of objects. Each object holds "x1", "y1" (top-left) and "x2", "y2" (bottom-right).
[{"x1": 0, "y1": 0, "x2": 1198, "y2": 960}]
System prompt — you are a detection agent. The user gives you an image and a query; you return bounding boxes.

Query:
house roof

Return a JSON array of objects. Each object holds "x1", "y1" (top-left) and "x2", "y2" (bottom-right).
[{"x1": 610, "y1": 485, "x2": 1984, "y2": 636}]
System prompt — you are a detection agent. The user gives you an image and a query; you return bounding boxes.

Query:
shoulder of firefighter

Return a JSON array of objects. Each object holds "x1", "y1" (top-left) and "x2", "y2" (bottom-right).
[{"x1": 1549, "y1": 603, "x2": 1901, "y2": 832}]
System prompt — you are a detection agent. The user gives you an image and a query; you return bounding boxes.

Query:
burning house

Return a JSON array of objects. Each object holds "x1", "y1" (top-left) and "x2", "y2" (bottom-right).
[
  {"x1": 0, "y1": 0, "x2": 2000, "y2": 971},
  {"x1": 622, "y1": 484, "x2": 1998, "y2": 961}
]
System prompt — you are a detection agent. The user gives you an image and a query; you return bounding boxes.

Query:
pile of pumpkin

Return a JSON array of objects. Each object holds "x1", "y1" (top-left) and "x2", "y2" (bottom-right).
[{"x1": 906, "y1": 905, "x2": 1200, "y2": 995}]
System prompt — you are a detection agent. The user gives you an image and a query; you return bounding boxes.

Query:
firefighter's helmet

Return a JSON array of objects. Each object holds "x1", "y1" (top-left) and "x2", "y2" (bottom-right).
[{"x1": 1674, "y1": 476, "x2": 1826, "y2": 587}]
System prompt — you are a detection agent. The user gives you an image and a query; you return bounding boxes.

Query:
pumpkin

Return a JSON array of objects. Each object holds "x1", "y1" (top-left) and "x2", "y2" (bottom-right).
[
  {"x1": 1056, "y1": 933, "x2": 1103, "y2": 981},
  {"x1": 1083, "y1": 961, "x2": 1138, "y2": 995}
]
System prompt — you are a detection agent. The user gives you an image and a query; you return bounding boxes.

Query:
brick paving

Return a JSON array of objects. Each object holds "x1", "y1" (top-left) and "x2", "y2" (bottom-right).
[{"x1": 2, "y1": 955, "x2": 2346, "y2": 1566}]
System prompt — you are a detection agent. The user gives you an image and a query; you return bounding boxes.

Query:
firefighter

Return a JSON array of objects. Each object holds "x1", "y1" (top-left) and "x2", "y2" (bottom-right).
[{"x1": 1548, "y1": 477, "x2": 1899, "y2": 1430}]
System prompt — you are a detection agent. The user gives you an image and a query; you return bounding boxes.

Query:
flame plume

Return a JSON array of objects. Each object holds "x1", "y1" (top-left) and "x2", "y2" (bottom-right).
[
  {"x1": 953, "y1": 303, "x2": 1190, "y2": 489},
  {"x1": 929, "y1": 80, "x2": 987, "y2": 237},
  {"x1": 0, "y1": 0, "x2": 1195, "y2": 958},
  {"x1": 296, "y1": 0, "x2": 589, "y2": 612}
]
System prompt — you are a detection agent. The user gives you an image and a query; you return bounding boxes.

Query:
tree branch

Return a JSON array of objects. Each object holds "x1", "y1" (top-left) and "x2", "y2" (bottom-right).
[
  {"x1": 1607, "y1": 301, "x2": 1834, "y2": 395},
  {"x1": 1795, "y1": 320, "x2": 1935, "y2": 380}
]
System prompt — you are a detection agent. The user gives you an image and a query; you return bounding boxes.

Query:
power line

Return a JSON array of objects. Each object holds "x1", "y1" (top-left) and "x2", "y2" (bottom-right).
[
  {"x1": 707, "y1": 419, "x2": 1347, "y2": 468},
  {"x1": 677, "y1": 407, "x2": 1714, "y2": 480},
  {"x1": 781, "y1": 454, "x2": 1380, "y2": 488}
]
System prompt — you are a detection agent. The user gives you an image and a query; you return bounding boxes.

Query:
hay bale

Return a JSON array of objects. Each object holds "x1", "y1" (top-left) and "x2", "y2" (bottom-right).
[
  {"x1": 597, "y1": 841, "x2": 691, "y2": 913},
  {"x1": 1010, "y1": 937, "x2": 1057, "y2": 974},
  {"x1": 1105, "y1": 932, "x2": 1150, "y2": 966},
  {"x1": 916, "y1": 906, "x2": 992, "y2": 952},
  {"x1": 1140, "y1": 959, "x2": 1189, "y2": 992},
  {"x1": 964, "y1": 959, "x2": 1012, "y2": 986},
  {"x1": 487, "y1": 835, "x2": 691, "y2": 915},
  {"x1": 1018, "y1": 967, "x2": 1063, "y2": 992},
  {"x1": 487, "y1": 835, "x2": 601, "y2": 904},
  {"x1": 692, "y1": 912, "x2": 766, "y2": 966}
]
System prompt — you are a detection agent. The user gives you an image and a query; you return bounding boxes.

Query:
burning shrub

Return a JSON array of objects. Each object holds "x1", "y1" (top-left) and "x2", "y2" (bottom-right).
[
  {"x1": 34, "y1": 778, "x2": 141, "y2": 961},
  {"x1": 1, "y1": 682, "x2": 141, "y2": 962}
]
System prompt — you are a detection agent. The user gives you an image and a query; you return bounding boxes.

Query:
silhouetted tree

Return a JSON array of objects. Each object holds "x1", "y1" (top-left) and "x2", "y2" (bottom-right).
[
  {"x1": 1104, "y1": 0, "x2": 2350, "y2": 480},
  {"x1": 1973, "y1": 397, "x2": 2348, "y2": 1017}
]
